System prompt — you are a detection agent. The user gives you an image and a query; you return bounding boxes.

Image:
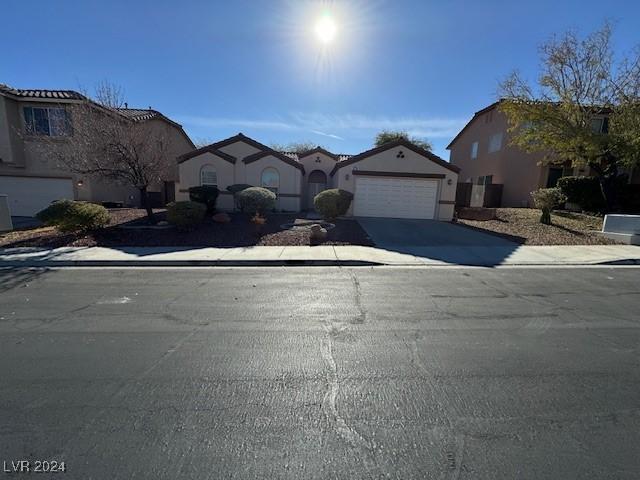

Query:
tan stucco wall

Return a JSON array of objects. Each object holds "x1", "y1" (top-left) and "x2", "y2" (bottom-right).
[
  {"x1": 177, "y1": 143, "x2": 302, "y2": 212},
  {"x1": 0, "y1": 99, "x2": 192, "y2": 207},
  {"x1": 334, "y1": 145, "x2": 458, "y2": 220},
  {"x1": 298, "y1": 152, "x2": 337, "y2": 209},
  {"x1": 449, "y1": 108, "x2": 547, "y2": 207},
  {"x1": 176, "y1": 152, "x2": 237, "y2": 210},
  {"x1": 244, "y1": 155, "x2": 302, "y2": 212}
]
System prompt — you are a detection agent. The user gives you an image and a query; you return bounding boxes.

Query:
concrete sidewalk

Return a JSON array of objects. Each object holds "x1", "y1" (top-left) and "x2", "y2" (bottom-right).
[{"x1": 1, "y1": 244, "x2": 639, "y2": 267}]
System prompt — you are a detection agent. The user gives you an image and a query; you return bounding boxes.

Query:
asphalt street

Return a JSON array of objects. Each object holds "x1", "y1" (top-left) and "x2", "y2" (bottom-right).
[{"x1": 0, "y1": 266, "x2": 639, "y2": 479}]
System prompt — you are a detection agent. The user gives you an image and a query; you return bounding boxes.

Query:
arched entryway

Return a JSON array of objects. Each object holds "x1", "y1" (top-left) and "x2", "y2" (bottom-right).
[{"x1": 307, "y1": 170, "x2": 328, "y2": 210}]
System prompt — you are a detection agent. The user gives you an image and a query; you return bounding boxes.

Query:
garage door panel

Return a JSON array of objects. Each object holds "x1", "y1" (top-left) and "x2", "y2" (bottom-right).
[
  {"x1": 0, "y1": 176, "x2": 74, "y2": 216},
  {"x1": 353, "y1": 177, "x2": 438, "y2": 219}
]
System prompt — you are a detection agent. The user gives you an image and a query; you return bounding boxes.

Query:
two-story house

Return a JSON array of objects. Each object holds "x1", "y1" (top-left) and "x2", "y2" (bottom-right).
[
  {"x1": 0, "y1": 84, "x2": 194, "y2": 216},
  {"x1": 447, "y1": 101, "x2": 639, "y2": 207}
]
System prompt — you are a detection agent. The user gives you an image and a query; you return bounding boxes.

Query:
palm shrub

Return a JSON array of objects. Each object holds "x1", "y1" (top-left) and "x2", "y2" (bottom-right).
[
  {"x1": 188, "y1": 186, "x2": 219, "y2": 214},
  {"x1": 313, "y1": 189, "x2": 353, "y2": 220},
  {"x1": 236, "y1": 187, "x2": 276, "y2": 215},
  {"x1": 166, "y1": 201, "x2": 206, "y2": 230},
  {"x1": 531, "y1": 188, "x2": 567, "y2": 225},
  {"x1": 36, "y1": 200, "x2": 110, "y2": 233}
]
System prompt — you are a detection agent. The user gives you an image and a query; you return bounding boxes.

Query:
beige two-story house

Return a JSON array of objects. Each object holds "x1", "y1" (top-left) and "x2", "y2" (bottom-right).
[
  {"x1": 0, "y1": 84, "x2": 194, "y2": 216},
  {"x1": 446, "y1": 101, "x2": 630, "y2": 207}
]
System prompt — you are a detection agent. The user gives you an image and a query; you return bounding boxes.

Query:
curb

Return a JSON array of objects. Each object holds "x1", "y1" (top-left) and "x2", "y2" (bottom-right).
[{"x1": 1, "y1": 259, "x2": 639, "y2": 268}]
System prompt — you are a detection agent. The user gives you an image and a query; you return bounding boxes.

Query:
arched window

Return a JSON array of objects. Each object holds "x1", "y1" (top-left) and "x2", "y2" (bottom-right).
[
  {"x1": 261, "y1": 167, "x2": 280, "y2": 195},
  {"x1": 200, "y1": 165, "x2": 217, "y2": 186}
]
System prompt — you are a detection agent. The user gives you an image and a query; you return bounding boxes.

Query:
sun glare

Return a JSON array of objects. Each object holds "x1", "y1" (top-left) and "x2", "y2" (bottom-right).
[{"x1": 315, "y1": 13, "x2": 337, "y2": 44}]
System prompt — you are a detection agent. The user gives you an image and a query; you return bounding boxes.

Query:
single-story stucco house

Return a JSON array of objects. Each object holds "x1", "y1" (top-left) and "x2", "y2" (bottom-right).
[{"x1": 176, "y1": 133, "x2": 459, "y2": 220}]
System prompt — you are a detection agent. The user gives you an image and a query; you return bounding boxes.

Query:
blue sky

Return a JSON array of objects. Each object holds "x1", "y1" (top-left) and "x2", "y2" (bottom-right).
[{"x1": 2, "y1": 0, "x2": 639, "y2": 159}]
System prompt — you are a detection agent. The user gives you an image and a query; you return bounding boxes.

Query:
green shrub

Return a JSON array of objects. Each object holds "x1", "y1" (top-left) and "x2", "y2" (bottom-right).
[
  {"x1": 188, "y1": 186, "x2": 219, "y2": 214},
  {"x1": 166, "y1": 201, "x2": 206, "y2": 229},
  {"x1": 236, "y1": 187, "x2": 276, "y2": 215},
  {"x1": 314, "y1": 189, "x2": 353, "y2": 220},
  {"x1": 36, "y1": 200, "x2": 110, "y2": 233},
  {"x1": 531, "y1": 187, "x2": 567, "y2": 225},
  {"x1": 557, "y1": 176, "x2": 605, "y2": 211}
]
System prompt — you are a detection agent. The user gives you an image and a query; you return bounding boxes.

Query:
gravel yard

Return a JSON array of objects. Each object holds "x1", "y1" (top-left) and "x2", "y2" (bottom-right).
[
  {"x1": 0, "y1": 209, "x2": 373, "y2": 248},
  {"x1": 457, "y1": 208, "x2": 616, "y2": 245}
]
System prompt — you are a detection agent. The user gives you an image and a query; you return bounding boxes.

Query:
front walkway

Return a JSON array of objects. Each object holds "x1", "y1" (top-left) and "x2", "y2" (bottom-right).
[{"x1": 1, "y1": 245, "x2": 639, "y2": 267}]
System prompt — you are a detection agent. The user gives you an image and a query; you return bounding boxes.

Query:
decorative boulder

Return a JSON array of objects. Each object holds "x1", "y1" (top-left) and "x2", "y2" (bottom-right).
[
  {"x1": 212, "y1": 212, "x2": 231, "y2": 223},
  {"x1": 309, "y1": 223, "x2": 328, "y2": 242}
]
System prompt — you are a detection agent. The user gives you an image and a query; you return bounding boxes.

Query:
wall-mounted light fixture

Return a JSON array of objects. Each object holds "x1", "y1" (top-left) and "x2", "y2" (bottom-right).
[
  {"x1": 345, "y1": 174, "x2": 350, "y2": 180},
  {"x1": 447, "y1": 178, "x2": 453, "y2": 185},
  {"x1": 77, "y1": 180, "x2": 84, "y2": 187}
]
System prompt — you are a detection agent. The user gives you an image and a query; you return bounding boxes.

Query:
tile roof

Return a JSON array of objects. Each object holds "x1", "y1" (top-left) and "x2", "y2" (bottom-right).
[
  {"x1": 0, "y1": 83, "x2": 86, "y2": 100},
  {"x1": 115, "y1": 108, "x2": 162, "y2": 122}
]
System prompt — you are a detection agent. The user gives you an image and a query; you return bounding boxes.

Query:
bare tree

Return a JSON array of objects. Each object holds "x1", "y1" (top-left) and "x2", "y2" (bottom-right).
[
  {"x1": 34, "y1": 82, "x2": 171, "y2": 223},
  {"x1": 93, "y1": 80, "x2": 126, "y2": 109},
  {"x1": 269, "y1": 141, "x2": 322, "y2": 154}
]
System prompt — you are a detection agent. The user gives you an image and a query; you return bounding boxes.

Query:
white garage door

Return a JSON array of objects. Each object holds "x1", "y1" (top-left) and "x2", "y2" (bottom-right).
[
  {"x1": 0, "y1": 176, "x2": 74, "y2": 216},
  {"x1": 353, "y1": 176, "x2": 438, "y2": 219}
]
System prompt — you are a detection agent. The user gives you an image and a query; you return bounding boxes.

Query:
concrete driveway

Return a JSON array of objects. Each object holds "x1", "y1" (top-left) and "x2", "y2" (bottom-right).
[
  {"x1": 357, "y1": 218, "x2": 517, "y2": 247},
  {"x1": 357, "y1": 217, "x2": 520, "y2": 265}
]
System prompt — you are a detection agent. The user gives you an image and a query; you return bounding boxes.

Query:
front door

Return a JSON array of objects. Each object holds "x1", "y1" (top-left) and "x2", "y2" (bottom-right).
[
  {"x1": 307, "y1": 170, "x2": 329, "y2": 210},
  {"x1": 308, "y1": 182, "x2": 327, "y2": 210}
]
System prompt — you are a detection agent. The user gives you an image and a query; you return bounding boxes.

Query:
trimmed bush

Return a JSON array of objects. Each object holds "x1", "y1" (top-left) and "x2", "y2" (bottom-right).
[
  {"x1": 188, "y1": 185, "x2": 219, "y2": 214},
  {"x1": 227, "y1": 183, "x2": 254, "y2": 211},
  {"x1": 236, "y1": 187, "x2": 276, "y2": 215},
  {"x1": 557, "y1": 176, "x2": 605, "y2": 212},
  {"x1": 313, "y1": 189, "x2": 353, "y2": 220},
  {"x1": 36, "y1": 200, "x2": 110, "y2": 233},
  {"x1": 166, "y1": 201, "x2": 206, "y2": 229},
  {"x1": 531, "y1": 187, "x2": 567, "y2": 225}
]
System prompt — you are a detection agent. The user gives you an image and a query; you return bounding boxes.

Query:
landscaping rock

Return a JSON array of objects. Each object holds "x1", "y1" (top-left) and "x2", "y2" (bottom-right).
[
  {"x1": 212, "y1": 212, "x2": 231, "y2": 223},
  {"x1": 309, "y1": 224, "x2": 328, "y2": 242}
]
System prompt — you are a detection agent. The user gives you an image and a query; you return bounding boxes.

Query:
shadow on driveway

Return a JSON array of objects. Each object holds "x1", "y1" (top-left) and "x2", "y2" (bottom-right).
[{"x1": 357, "y1": 217, "x2": 523, "y2": 266}]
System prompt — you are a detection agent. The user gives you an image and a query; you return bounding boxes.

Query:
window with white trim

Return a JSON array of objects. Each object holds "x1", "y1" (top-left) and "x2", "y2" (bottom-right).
[
  {"x1": 261, "y1": 167, "x2": 280, "y2": 196},
  {"x1": 488, "y1": 132, "x2": 503, "y2": 153},
  {"x1": 23, "y1": 106, "x2": 72, "y2": 136},
  {"x1": 200, "y1": 165, "x2": 217, "y2": 186},
  {"x1": 471, "y1": 141, "x2": 479, "y2": 159}
]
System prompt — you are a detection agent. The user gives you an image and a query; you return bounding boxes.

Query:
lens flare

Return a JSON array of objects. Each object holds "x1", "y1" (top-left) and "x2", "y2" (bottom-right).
[{"x1": 315, "y1": 13, "x2": 337, "y2": 44}]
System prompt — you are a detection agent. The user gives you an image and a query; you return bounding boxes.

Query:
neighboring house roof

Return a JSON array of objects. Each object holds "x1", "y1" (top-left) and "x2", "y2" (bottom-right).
[
  {"x1": 116, "y1": 108, "x2": 162, "y2": 122},
  {"x1": 115, "y1": 107, "x2": 195, "y2": 148},
  {"x1": 446, "y1": 101, "x2": 501, "y2": 150},
  {"x1": 0, "y1": 83, "x2": 86, "y2": 101},
  {"x1": 0, "y1": 83, "x2": 194, "y2": 148},
  {"x1": 446, "y1": 99, "x2": 613, "y2": 150},
  {"x1": 330, "y1": 139, "x2": 460, "y2": 176}
]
